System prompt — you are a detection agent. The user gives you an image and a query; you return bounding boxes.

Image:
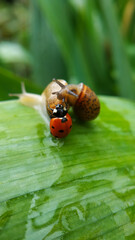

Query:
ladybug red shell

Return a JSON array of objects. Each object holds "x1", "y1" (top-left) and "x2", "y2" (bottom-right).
[{"x1": 50, "y1": 113, "x2": 72, "y2": 138}]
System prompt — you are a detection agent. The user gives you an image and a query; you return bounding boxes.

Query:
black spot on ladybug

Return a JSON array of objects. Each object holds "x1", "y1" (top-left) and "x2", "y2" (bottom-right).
[
  {"x1": 70, "y1": 125, "x2": 72, "y2": 128},
  {"x1": 61, "y1": 118, "x2": 67, "y2": 123},
  {"x1": 51, "y1": 126, "x2": 55, "y2": 129},
  {"x1": 59, "y1": 130, "x2": 64, "y2": 133}
]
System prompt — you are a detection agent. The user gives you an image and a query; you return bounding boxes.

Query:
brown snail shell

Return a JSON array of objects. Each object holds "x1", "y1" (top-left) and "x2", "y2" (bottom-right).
[{"x1": 74, "y1": 84, "x2": 100, "y2": 121}]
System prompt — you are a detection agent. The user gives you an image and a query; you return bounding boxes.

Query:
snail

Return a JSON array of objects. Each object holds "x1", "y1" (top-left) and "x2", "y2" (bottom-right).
[
  {"x1": 9, "y1": 78, "x2": 100, "y2": 123},
  {"x1": 9, "y1": 79, "x2": 72, "y2": 125},
  {"x1": 53, "y1": 79, "x2": 100, "y2": 121}
]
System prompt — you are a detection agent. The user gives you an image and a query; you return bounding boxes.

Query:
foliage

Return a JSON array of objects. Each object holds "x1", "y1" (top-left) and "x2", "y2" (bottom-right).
[
  {"x1": 0, "y1": 0, "x2": 30, "y2": 78},
  {"x1": 31, "y1": 0, "x2": 135, "y2": 99},
  {"x1": 0, "y1": 0, "x2": 135, "y2": 99},
  {"x1": 0, "y1": 66, "x2": 41, "y2": 101},
  {"x1": 0, "y1": 96, "x2": 135, "y2": 239}
]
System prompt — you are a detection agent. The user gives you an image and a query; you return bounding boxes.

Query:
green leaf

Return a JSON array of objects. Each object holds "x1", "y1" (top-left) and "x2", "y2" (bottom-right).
[
  {"x1": 0, "y1": 96, "x2": 135, "y2": 239},
  {"x1": 0, "y1": 67, "x2": 42, "y2": 101},
  {"x1": 30, "y1": 1, "x2": 67, "y2": 86},
  {"x1": 99, "y1": 0, "x2": 135, "y2": 99},
  {"x1": 36, "y1": 0, "x2": 95, "y2": 87},
  {"x1": 32, "y1": 0, "x2": 135, "y2": 98}
]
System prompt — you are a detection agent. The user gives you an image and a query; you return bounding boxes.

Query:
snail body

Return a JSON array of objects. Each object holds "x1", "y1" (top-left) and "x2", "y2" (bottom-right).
[{"x1": 54, "y1": 80, "x2": 100, "y2": 121}]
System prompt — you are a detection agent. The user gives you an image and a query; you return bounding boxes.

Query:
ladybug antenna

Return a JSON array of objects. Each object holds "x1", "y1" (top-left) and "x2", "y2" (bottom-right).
[{"x1": 48, "y1": 104, "x2": 53, "y2": 111}]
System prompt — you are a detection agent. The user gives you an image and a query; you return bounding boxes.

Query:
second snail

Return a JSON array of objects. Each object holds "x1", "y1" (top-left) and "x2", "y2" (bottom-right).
[{"x1": 10, "y1": 79, "x2": 100, "y2": 138}]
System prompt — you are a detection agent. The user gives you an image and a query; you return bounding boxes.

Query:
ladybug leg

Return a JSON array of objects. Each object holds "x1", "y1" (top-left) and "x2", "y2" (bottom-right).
[
  {"x1": 50, "y1": 114, "x2": 54, "y2": 119},
  {"x1": 48, "y1": 104, "x2": 53, "y2": 112},
  {"x1": 48, "y1": 104, "x2": 54, "y2": 118},
  {"x1": 62, "y1": 97, "x2": 66, "y2": 106},
  {"x1": 48, "y1": 111, "x2": 55, "y2": 118},
  {"x1": 62, "y1": 98, "x2": 68, "y2": 109},
  {"x1": 61, "y1": 97, "x2": 67, "y2": 111}
]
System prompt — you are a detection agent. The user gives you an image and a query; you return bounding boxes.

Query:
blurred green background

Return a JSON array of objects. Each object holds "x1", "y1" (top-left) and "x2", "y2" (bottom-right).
[{"x1": 0, "y1": 0, "x2": 135, "y2": 101}]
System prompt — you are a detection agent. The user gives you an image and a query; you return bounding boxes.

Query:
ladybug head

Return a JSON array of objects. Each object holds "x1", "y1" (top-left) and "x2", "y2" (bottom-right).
[{"x1": 52, "y1": 104, "x2": 68, "y2": 118}]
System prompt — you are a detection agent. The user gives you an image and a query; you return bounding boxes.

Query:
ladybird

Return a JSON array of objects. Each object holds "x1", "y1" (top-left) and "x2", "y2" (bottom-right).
[
  {"x1": 50, "y1": 113, "x2": 72, "y2": 138},
  {"x1": 48, "y1": 103, "x2": 68, "y2": 118},
  {"x1": 53, "y1": 79, "x2": 100, "y2": 121}
]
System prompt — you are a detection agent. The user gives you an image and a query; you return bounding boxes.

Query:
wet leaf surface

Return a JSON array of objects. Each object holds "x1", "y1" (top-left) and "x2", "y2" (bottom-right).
[{"x1": 0, "y1": 96, "x2": 135, "y2": 240}]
